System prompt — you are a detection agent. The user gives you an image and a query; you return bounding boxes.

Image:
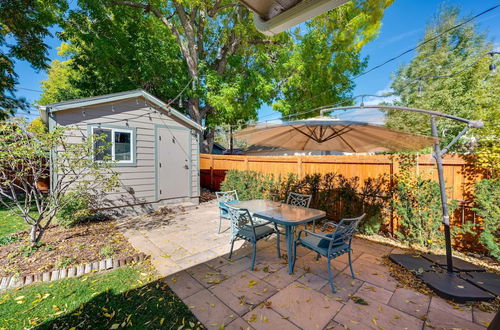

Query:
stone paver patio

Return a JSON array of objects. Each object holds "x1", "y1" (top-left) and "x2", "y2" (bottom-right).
[{"x1": 119, "y1": 202, "x2": 496, "y2": 329}]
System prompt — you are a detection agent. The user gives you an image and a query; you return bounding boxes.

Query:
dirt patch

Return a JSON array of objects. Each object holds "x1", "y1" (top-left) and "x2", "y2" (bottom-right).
[
  {"x1": 0, "y1": 220, "x2": 136, "y2": 278},
  {"x1": 200, "y1": 188, "x2": 216, "y2": 203}
]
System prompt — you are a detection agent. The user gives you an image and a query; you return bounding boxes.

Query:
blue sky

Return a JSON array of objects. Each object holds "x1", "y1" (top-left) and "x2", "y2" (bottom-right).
[{"x1": 12, "y1": 0, "x2": 500, "y2": 122}]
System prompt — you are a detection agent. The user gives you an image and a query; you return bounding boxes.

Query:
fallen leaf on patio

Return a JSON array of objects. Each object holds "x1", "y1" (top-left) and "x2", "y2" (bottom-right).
[
  {"x1": 350, "y1": 281, "x2": 356, "y2": 286},
  {"x1": 365, "y1": 286, "x2": 377, "y2": 292},
  {"x1": 264, "y1": 301, "x2": 272, "y2": 308},
  {"x1": 394, "y1": 315, "x2": 400, "y2": 319},
  {"x1": 378, "y1": 306, "x2": 383, "y2": 312},
  {"x1": 371, "y1": 317, "x2": 378, "y2": 326},
  {"x1": 350, "y1": 296, "x2": 368, "y2": 305},
  {"x1": 350, "y1": 320, "x2": 359, "y2": 324},
  {"x1": 247, "y1": 280, "x2": 258, "y2": 288},
  {"x1": 247, "y1": 314, "x2": 257, "y2": 322}
]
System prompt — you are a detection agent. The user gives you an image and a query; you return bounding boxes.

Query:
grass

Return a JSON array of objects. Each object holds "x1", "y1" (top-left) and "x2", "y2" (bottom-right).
[
  {"x1": 0, "y1": 206, "x2": 30, "y2": 237},
  {"x1": 0, "y1": 264, "x2": 201, "y2": 329}
]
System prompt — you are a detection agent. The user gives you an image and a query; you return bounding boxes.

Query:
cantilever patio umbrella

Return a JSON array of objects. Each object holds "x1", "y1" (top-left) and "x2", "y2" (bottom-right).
[
  {"x1": 235, "y1": 105, "x2": 493, "y2": 302},
  {"x1": 234, "y1": 116, "x2": 436, "y2": 153}
]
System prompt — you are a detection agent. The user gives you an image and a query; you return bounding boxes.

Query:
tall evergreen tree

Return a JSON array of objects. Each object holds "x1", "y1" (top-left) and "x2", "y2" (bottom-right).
[{"x1": 386, "y1": 6, "x2": 498, "y2": 149}]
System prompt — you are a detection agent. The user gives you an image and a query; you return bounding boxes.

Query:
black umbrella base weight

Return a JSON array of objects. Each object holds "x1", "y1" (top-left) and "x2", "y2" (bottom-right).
[{"x1": 389, "y1": 254, "x2": 498, "y2": 303}]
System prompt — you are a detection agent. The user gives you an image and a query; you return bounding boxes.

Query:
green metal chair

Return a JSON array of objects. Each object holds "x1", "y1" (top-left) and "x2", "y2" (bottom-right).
[
  {"x1": 226, "y1": 204, "x2": 281, "y2": 271},
  {"x1": 286, "y1": 192, "x2": 317, "y2": 231},
  {"x1": 292, "y1": 214, "x2": 365, "y2": 293},
  {"x1": 215, "y1": 190, "x2": 239, "y2": 235}
]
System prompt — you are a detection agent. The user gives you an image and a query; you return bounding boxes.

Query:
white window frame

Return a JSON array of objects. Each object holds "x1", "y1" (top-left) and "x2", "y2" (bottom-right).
[{"x1": 91, "y1": 126, "x2": 134, "y2": 164}]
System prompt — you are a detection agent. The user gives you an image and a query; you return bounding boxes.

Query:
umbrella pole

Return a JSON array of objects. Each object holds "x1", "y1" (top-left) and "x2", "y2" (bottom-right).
[{"x1": 430, "y1": 116, "x2": 453, "y2": 273}]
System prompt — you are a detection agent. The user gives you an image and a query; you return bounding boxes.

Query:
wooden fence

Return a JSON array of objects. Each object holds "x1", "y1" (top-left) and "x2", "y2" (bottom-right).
[
  {"x1": 200, "y1": 153, "x2": 484, "y2": 244},
  {"x1": 200, "y1": 153, "x2": 481, "y2": 202}
]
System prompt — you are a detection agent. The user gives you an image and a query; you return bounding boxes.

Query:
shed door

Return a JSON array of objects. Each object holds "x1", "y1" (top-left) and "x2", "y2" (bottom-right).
[{"x1": 157, "y1": 127, "x2": 190, "y2": 199}]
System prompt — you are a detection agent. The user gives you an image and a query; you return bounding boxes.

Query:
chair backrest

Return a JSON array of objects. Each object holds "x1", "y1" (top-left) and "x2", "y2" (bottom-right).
[
  {"x1": 216, "y1": 190, "x2": 239, "y2": 205},
  {"x1": 330, "y1": 214, "x2": 365, "y2": 247},
  {"x1": 226, "y1": 204, "x2": 255, "y2": 235},
  {"x1": 286, "y1": 192, "x2": 312, "y2": 208}
]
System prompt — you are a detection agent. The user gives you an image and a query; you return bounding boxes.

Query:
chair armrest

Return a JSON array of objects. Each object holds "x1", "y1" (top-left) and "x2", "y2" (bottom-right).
[
  {"x1": 253, "y1": 220, "x2": 272, "y2": 228},
  {"x1": 321, "y1": 222, "x2": 339, "y2": 232},
  {"x1": 296, "y1": 229, "x2": 333, "y2": 241}
]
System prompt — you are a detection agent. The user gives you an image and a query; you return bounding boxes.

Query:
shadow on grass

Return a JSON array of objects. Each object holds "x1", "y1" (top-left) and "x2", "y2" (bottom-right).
[{"x1": 34, "y1": 277, "x2": 201, "y2": 329}]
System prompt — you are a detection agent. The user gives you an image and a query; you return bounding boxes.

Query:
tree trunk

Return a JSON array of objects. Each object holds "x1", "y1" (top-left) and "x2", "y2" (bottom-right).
[
  {"x1": 202, "y1": 128, "x2": 214, "y2": 153},
  {"x1": 29, "y1": 224, "x2": 44, "y2": 247}
]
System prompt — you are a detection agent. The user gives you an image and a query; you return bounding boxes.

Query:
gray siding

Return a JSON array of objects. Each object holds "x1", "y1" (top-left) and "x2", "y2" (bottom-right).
[{"x1": 52, "y1": 96, "x2": 200, "y2": 211}]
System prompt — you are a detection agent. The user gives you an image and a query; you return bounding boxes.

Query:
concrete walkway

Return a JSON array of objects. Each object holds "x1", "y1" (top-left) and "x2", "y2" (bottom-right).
[{"x1": 119, "y1": 202, "x2": 495, "y2": 330}]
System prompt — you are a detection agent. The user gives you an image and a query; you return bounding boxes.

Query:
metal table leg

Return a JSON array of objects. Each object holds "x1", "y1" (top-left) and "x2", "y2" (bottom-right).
[{"x1": 286, "y1": 225, "x2": 296, "y2": 274}]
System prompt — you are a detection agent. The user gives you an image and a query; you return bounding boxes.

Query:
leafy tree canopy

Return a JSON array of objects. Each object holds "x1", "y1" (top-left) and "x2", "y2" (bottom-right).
[
  {"x1": 0, "y1": 0, "x2": 67, "y2": 119},
  {"x1": 273, "y1": 0, "x2": 394, "y2": 118},
  {"x1": 39, "y1": 0, "x2": 393, "y2": 151},
  {"x1": 386, "y1": 6, "x2": 499, "y2": 153}
]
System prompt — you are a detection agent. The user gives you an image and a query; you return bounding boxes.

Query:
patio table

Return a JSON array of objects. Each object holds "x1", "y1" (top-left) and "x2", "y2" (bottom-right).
[{"x1": 233, "y1": 199, "x2": 326, "y2": 274}]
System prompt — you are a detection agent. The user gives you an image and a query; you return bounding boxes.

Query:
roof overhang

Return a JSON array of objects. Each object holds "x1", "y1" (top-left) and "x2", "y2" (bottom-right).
[
  {"x1": 38, "y1": 89, "x2": 204, "y2": 131},
  {"x1": 240, "y1": 0, "x2": 350, "y2": 36}
]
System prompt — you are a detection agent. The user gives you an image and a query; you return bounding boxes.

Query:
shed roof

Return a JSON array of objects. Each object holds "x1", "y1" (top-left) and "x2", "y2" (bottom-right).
[{"x1": 38, "y1": 89, "x2": 203, "y2": 131}]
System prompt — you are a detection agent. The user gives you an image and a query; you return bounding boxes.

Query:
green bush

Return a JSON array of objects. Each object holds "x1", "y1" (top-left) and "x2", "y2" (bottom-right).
[
  {"x1": 392, "y1": 176, "x2": 457, "y2": 249},
  {"x1": 56, "y1": 191, "x2": 95, "y2": 227},
  {"x1": 220, "y1": 170, "x2": 389, "y2": 234},
  {"x1": 473, "y1": 179, "x2": 499, "y2": 260}
]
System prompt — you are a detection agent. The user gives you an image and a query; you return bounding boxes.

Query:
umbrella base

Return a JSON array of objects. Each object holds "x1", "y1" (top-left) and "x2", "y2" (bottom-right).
[{"x1": 389, "y1": 254, "x2": 497, "y2": 303}]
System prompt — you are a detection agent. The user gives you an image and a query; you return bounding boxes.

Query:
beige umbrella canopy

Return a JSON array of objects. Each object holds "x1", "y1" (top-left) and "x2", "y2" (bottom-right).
[{"x1": 234, "y1": 116, "x2": 436, "y2": 153}]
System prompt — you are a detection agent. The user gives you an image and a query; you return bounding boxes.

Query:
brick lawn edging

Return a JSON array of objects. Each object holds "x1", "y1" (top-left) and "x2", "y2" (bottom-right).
[{"x1": 0, "y1": 252, "x2": 149, "y2": 291}]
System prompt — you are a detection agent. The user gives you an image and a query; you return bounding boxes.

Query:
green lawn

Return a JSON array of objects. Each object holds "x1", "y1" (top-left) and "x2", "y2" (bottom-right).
[
  {"x1": 0, "y1": 265, "x2": 201, "y2": 329},
  {"x1": 0, "y1": 206, "x2": 30, "y2": 237}
]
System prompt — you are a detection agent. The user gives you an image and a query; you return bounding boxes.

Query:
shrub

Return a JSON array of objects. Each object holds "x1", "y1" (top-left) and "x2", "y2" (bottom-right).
[
  {"x1": 100, "y1": 245, "x2": 115, "y2": 257},
  {"x1": 392, "y1": 176, "x2": 457, "y2": 249},
  {"x1": 473, "y1": 179, "x2": 499, "y2": 260},
  {"x1": 0, "y1": 235, "x2": 20, "y2": 247},
  {"x1": 56, "y1": 256, "x2": 75, "y2": 269},
  {"x1": 56, "y1": 191, "x2": 95, "y2": 227}
]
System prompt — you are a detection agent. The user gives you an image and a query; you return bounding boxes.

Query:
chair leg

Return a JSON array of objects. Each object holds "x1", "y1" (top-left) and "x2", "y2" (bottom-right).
[
  {"x1": 292, "y1": 241, "x2": 297, "y2": 271},
  {"x1": 327, "y1": 258, "x2": 337, "y2": 293},
  {"x1": 228, "y1": 238, "x2": 236, "y2": 260},
  {"x1": 251, "y1": 243, "x2": 257, "y2": 271},
  {"x1": 218, "y1": 217, "x2": 223, "y2": 234},
  {"x1": 276, "y1": 231, "x2": 281, "y2": 258},
  {"x1": 348, "y1": 250, "x2": 356, "y2": 279}
]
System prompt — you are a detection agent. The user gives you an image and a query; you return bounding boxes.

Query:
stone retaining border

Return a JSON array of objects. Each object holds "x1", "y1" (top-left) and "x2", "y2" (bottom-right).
[{"x1": 0, "y1": 252, "x2": 149, "y2": 291}]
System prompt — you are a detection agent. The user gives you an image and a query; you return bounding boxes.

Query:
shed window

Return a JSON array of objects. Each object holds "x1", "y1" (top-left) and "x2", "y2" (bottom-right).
[{"x1": 92, "y1": 126, "x2": 133, "y2": 163}]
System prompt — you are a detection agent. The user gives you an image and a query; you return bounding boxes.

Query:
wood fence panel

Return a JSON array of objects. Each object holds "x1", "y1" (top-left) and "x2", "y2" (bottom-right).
[{"x1": 200, "y1": 153, "x2": 480, "y2": 204}]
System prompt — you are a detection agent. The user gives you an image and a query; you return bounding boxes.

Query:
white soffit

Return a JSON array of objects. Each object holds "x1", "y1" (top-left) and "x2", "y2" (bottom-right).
[{"x1": 240, "y1": 0, "x2": 351, "y2": 36}]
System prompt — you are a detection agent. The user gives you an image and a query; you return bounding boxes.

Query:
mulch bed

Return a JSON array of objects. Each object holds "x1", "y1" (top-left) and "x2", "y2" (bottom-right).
[{"x1": 0, "y1": 220, "x2": 137, "y2": 278}]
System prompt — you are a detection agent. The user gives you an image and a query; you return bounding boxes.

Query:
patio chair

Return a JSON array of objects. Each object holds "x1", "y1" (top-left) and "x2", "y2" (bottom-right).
[
  {"x1": 286, "y1": 192, "x2": 316, "y2": 231},
  {"x1": 226, "y1": 204, "x2": 281, "y2": 271},
  {"x1": 292, "y1": 214, "x2": 365, "y2": 293},
  {"x1": 215, "y1": 190, "x2": 239, "y2": 234}
]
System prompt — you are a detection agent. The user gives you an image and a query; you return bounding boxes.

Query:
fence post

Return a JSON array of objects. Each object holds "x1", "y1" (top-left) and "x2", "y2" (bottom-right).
[
  {"x1": 210, "y1": 155, "x2": 214, "y2": 191},
  {"x1": 245, "y1": 156, "x2": 249, "y2": 171}
]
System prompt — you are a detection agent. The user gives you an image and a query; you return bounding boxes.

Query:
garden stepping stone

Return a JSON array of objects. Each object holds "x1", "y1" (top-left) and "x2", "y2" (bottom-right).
[
  {"x1": 388, "y1": 288, "x2": 430, "y2": 318},
  {"x1": 267, "y1": 282, "x2": 343, "y2": 330},
  {"x1": 355, "y1": 282, "x2": 393, "y2": 305},
  {"x1": 209, "y1": 271, "x2": 277, "y2": 316},
  {"x1": 334, "y1": 296, "x2": 424, "y2": 330},
  {"x1": 243, "y1": 307, "x2": 300, "y2": 330},
  {"x1": 164, "y1": 271, "x2": 204, "y2": 299},
  {"x1": 183, "y1": 289, "x2": 236, "y2": 329}
]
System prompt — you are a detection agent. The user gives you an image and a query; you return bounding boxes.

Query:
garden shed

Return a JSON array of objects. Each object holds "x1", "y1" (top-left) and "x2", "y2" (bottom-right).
[{"x1": 39, "y1": 90, "x2": 203, "y2": 215}]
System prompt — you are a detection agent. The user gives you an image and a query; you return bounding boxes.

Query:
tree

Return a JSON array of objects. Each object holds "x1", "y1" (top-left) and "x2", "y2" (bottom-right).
[
  {"x1": 0, "y1": 119, "x2": 118, "y2": 246},
  {"x1": 273, "y1": 0, "x2": 394, "y2": 118},
  {"x1": 41, "y1": 0, "x2": 392, "y2": 152},
  {"x1": 386, "y1": 6, "x2": 498, "y2": 149},
  {"x1": 0, "y1": 0, "x2": 67, "y2": 119}
]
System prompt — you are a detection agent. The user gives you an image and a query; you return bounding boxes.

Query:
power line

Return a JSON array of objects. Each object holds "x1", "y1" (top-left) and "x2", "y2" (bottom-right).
[{"x1": 353, "y1": 5, "x2": 499, "y2": 80}]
